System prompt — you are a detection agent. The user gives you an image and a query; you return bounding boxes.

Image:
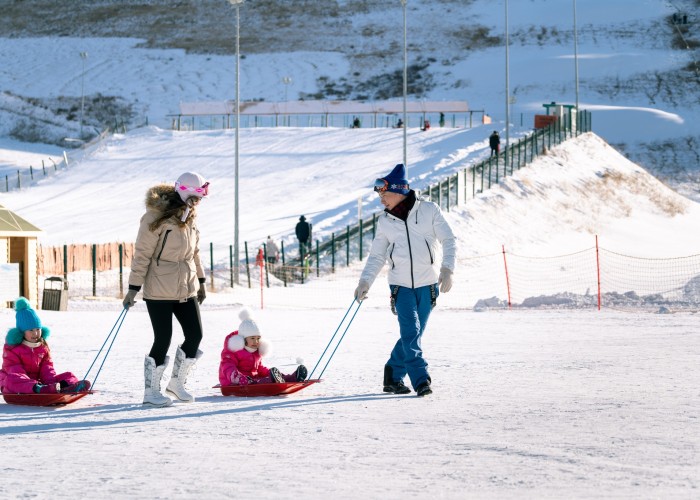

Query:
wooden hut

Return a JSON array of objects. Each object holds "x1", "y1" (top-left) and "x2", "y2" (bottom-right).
[{"x1": 0, "y1": 204, "x2": 42, "y2": 308}]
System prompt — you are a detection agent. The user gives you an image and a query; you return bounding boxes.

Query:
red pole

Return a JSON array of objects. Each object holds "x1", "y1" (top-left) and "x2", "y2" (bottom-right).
[
  {"x1": 595, "y1": 235, "x2": 601, "y2": 311},
  {"x1": 502, "y1": 245, "x2": 512, "y2": 309}
]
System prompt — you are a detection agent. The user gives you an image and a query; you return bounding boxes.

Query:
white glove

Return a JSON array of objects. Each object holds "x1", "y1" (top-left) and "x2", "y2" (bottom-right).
[
  {"x1": 123, "y1": 289, "x2": 138, "y2": 309},
  {"x1": 354, "y1": 281, "x2": 370, "y2": 302},
  {"x1": 438, "y1": 267, "x2": 453, "y2": 293}
]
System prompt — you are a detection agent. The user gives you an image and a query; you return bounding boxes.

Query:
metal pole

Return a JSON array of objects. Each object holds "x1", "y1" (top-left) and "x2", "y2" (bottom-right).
[
  {"x1": 573, "y1": 0, "x2": 580, "y2": 111},
  {"x1": 230, "y1": 1, "x2": 243, "y2": 285},
  {"x1": 504, "y1": 0, "x2": 510, "y2": 170},
  {"x1": 79, "y1": 51, "x2": 88, "y2": 138},
  {"x1": 401, "y1": 0, "x2": 408, "y2": 172}
]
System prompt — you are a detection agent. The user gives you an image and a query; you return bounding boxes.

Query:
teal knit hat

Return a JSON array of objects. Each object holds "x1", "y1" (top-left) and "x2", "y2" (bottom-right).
[
  {"x1": 15, "y1": 297, "x2": 42, "y2": 331},
  {"x1": 6, "y1": 297, "x2": 50, "y2": 346}
]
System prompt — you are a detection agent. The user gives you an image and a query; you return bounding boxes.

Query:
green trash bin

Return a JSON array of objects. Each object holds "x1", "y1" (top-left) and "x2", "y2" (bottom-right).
[{"x1": 42, "y1": 277, "x2": 68, "y2": 311}]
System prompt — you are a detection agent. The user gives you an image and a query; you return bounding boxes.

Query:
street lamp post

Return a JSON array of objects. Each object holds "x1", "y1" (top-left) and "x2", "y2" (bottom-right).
[
  {"x1": 401, "y1": 0, "x2": 408, "y2": 172},
  {"x1": 79, "y1": 51, "x2": 88, "y2": 138},
  {"x1": 573, "y1": 0, "x2": 580, "y2": 111},
  {"x1": 228, "y1": 0, "x2": 244, "y2": 285},
  {"x1": 504, "y1": 0, "x2": 510, "y2": 174}
]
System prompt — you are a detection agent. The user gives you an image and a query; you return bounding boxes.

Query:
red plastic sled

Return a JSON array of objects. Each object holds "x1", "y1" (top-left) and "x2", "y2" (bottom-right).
[
  {"x1": 214, "y1": 380, "x2": 320, "y2": 397},
  {"x1": 2, "y1": 391, "x2": 91, "y2": 407}
]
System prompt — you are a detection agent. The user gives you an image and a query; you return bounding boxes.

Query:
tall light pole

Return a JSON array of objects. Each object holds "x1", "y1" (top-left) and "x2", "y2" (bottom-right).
[
  {"x1": 79, "y1": 51, "x2": 88, "y2": 138},
  {"x1": 573, "y1": 0, "x2": 580, "y2": 111},
  {"x1": 401, "y1": 0, "x2": 408, "y2": 172},
  {"x1": 228, "y1": 0, "x2": 243, "y2": 284},
  {"x1": 504, "y1": 0, "x2": 510, "y2": 172}
]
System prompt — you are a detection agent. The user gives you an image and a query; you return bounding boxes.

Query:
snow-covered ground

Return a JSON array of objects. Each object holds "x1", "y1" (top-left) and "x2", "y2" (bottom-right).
[
  {"x1": 0, "y1": 305, "x2": 697, "y2": 499},
  {"x1": 0, "y1": 127, "x2": 698, "y2": 498},
  {"x1": 1, "y1": 1, "x2": 698, "y2": 497}
]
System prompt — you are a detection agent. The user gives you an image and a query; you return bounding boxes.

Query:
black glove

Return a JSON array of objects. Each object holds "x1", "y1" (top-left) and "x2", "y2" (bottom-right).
[
  {"x1": 123, "y1": 289, "x2": 138, "y2": 309},
  {"x1": 197, "y1": 283, "x2": 206, "y2": 304}
]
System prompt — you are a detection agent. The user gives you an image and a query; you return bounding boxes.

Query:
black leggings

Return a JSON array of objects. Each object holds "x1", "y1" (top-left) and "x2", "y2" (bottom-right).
[{"x1": 145, "y1": 298, "x2": 203, "y2": 366}]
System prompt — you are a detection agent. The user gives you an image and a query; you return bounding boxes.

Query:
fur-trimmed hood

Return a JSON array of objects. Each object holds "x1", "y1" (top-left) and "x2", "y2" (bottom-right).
[
  {"x1": 144, "y1": 184, "x2": 196, "y2": 226},
  {"x1": 223, "y1": 331, "x2": 270, "y2": 357},
  {"x1": 5, "y1": 326, "x2": 51, "y2": 346}
]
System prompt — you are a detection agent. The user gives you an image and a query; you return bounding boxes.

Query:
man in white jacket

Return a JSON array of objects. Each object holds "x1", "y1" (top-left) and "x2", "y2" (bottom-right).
[{"x1": 354, "y1": 164, "x2": 456, "y2": 397}]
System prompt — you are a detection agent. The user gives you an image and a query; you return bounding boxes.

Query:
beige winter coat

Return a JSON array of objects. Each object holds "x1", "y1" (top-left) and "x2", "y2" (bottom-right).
[{"x1": 128, "y1": 185, "x2": 205, "y2": 302}]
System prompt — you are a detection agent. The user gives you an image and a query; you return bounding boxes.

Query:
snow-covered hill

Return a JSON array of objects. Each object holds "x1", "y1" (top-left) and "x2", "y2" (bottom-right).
[
  {"x1": 0, "y1": 0, "x2": 698, "y2": 197},
  {"x1": 2, "y1": 127, "x2": 698, "y2": 264}
]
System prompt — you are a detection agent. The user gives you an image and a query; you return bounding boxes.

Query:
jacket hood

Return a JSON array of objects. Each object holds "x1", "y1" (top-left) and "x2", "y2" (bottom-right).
[
  {"x1": 144, "y1": 184, "x2": 197, "y2": 227},
  {"x1": 5, "y1": 326, "x2": 51, "y2": 346},
  {"x1": 145, "y1": 184, "x2": 185, "y2": 212}
]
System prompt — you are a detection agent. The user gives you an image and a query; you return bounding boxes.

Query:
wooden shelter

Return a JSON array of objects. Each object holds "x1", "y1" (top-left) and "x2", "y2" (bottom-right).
[{"x1": 0, "y1": 204, "x2": 42, "y2": 308}]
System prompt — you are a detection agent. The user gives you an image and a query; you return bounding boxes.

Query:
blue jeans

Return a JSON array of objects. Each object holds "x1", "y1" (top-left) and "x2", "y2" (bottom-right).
[{"x1": 387, "y1": 284, "x2": 438, "y2": 389}]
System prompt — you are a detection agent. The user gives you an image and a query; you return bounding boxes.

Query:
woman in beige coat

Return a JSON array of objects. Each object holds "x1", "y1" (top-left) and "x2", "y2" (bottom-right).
[{"x1": 123, "y1": 172, "x2": 209, "y2": 407}]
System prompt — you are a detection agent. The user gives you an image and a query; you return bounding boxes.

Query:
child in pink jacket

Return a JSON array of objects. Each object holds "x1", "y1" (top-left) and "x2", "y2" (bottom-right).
[
  {"x1": 219, "y1": 309, "x2": 307, "y2": 386},
  {"x1": 0, "y1": 297, "x2": 90, "y2": 394}
]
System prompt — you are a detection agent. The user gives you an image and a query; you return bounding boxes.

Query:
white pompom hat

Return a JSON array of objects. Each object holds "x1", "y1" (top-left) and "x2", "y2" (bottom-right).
[
  {"x1": 238, "y1": 309, "x2": 260, "y2": 338},
  {"x1": 227, "y1": 309, "x2": 270, "y2": 355}
]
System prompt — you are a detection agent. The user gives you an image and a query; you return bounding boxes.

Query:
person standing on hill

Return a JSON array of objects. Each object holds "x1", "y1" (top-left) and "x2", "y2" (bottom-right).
[
  {"x1": 353, "y1": 163, "x2": 456, "y2": 397},
  {"x1": 123, "y1": 172, "x2": 209, "y2": 407},
  {"x1": 265, "y1": 236, "x2": 280, "y2": 265},
  {"x1": 489, "y1": 130, "x2": 500, "y2": 157},
  {"x1": 295, "y1": 215, "x2": 311, "y2": 258}
]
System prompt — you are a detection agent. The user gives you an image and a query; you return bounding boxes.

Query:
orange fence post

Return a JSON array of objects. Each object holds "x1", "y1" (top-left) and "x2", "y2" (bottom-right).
[{"x1": 502, "y1": 245, "x2": 512, "y2": 310}]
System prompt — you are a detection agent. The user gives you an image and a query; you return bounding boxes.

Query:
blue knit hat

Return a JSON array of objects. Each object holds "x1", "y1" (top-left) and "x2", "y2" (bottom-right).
[
  {"x1": 381, "y1": 164, "x2": 410, "y2": 195},
  {"x1": 15, "y1": 297, "x2": 42, "y2": 331},
  {"x1": 6, "y1": 297, "x2": 50, "y2": 346}
]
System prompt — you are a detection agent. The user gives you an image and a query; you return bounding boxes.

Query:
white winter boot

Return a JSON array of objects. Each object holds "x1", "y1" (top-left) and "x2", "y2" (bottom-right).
[
  {"x1": 143, "y1": 355, "x2": 173, "y2": 407},
  {"x1": 165, "y1": 346, "x2": 203, "y2": 403}
]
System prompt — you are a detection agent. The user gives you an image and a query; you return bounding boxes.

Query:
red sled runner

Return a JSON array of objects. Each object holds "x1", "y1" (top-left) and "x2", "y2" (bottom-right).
[
  {"x1": 214, "y1": 380, "x2": 320, "y2": 397},
  {"x1": 2, "y1": 391, "x2": 91, "y2": 407}
]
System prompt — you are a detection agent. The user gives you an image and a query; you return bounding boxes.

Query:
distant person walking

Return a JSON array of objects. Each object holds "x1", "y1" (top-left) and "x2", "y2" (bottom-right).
[
  {"x1": 123, "y1": 171, "x2": 209, "y2": 407},
  {"x1": 295, "y1": 215, "x2": 311, "y2": 257},
  {"x1": 489, "y1": 130, "x2": 500, "y2": 157},
  {"x1": 439, "y1": 112, "x2": 445, "y2": 128},
  {"x1": 265, "y1": 236, "x2": 280, "y2": 265}
]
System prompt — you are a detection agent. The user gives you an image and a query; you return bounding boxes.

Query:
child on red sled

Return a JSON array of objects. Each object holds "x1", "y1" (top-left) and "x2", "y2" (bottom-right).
[
  {"x1": 0, "y1": 297, "x2": 90, "y2": 395},
  {"x1": 219, "y1": 309, "x2": 307, "y2": 386}
]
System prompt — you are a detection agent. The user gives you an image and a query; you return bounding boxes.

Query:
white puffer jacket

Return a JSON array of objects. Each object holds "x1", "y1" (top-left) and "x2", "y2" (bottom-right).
[{"x1": 360, "y1": 194, "x2": 456, "y2": 289}]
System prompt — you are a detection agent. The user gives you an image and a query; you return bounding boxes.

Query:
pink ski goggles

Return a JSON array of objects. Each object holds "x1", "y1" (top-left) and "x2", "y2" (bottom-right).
[{"x1": 175, "y1": 181, "x2": 210, "y2": 197}]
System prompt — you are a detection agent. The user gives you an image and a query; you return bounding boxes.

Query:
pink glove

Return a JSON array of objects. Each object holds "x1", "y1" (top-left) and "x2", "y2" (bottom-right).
[{"x1": 231, "y1": 371, "x2": 252, "y2": 386}]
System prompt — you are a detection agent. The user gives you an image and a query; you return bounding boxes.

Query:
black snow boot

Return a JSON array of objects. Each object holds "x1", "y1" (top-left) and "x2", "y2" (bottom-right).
[
  {"x1": 269, "y1": 367, "x2": 285, "y2": 384},
  {"x1": 383, "y1": 365, "x2": 411, "y2": 395},
  {"x1": 294, "y1": 365, "x2": 308, "y2": 382},
  {"x1": 416, "y1": 378, "x2": 432, "y2": 397}
]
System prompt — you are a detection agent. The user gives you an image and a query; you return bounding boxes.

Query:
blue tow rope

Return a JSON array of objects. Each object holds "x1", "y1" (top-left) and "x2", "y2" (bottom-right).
[
  {"x1": 308, "y1": 298, "x2": 363, "y2": 380},
  {"x1": 81, "y1": 306, "x2": 129, "y2": 390}
]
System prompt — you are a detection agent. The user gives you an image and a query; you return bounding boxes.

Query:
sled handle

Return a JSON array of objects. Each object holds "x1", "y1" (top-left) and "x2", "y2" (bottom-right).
[{"x1": 308, "y1": 298, "x2": 357, "y2": 380}]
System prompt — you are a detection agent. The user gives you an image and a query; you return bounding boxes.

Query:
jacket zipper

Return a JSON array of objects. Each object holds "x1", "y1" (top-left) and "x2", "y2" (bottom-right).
[
  {"x1": 424, "y1": 240, "x2": 434, "y2": 264},
  {"x1": 403, "y1": 220, "x2": 415, "y2": 288},
  {"x1": 156, "y1": 229, "x2": 172, "y2": 266}
]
